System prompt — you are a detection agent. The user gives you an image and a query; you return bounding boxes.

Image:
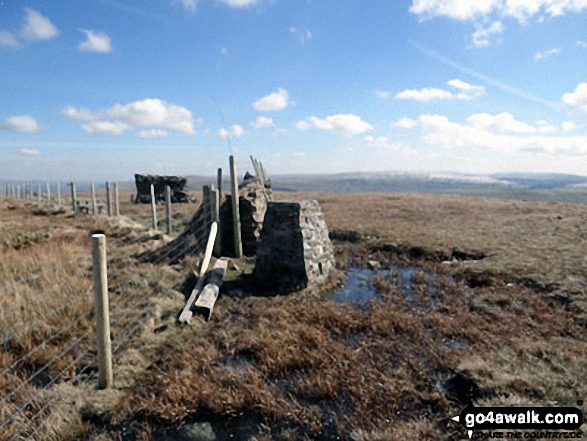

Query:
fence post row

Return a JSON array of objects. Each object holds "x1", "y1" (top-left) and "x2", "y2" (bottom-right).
[
  {"x1": 150, "y1": 184, "x2": 157, "y2": 230},
  {"x1": 229, "y1": 155, "x2": 242, "y2": 258},
  {"x1": 91, "y1": 234, "x2": 113, "y2": 389},
  {"x1": 165, "y1": 185, "x2": 171, "y2": 235}
]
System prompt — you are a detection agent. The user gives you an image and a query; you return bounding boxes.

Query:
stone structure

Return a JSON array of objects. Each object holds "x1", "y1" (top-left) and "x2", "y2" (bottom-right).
[
  {"x1": 254, "y1": 200, "x2": 335, "y2": 293},
  {"x1": 220, "y1": 172, "x2": 271, "y2": 256},
  {"x1": 134, "y1": 174, "x2": 188, "y2": 204}
]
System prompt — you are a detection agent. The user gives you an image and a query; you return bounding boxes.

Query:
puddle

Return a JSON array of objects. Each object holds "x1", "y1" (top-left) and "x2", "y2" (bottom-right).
[{"x1": 332, "y1": 265, "x2": 417, "y2": 306}]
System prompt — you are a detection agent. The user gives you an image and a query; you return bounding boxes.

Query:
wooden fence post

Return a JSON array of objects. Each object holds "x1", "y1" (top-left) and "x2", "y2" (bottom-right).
[
  {"x1": 165, "y1": 185, "x2": 171, "y2": 235},
  {"x1": 150, "y1": 184, "x2": 157, "y2": 230},
  {"x1": 106, "y1": 181, "x2": 112, "y2": 217},
  {"x1": 210, "y1": 188, "x2": 221, "y2": 256},
  {"x1": 91, "y1": 234, "x2": 113, "y2": 389},
  {"x1": 229, "y1": 155, "x2": 242, "y2": 258},
  {"x1": 114, "y1": 181, "x2": 120, "y2": 217},
  {"x1": 46, "y1": 182, "x2": 51, "y2": 203},
  {"x1": 37, "y1": 183, "x2": 41, "y2": 205},
  {"x1": 91, "y1": 182, "x2": 96, "y2": 215},
  {"x1": 217, "y1": 167, "x2": 222, "y2": 200},
  {"x1": 70, "y1": 182, "x2": 77, "y2": 214},
  {"x1": 57, "y1": 181, "x2": 61, "y2": 207}
]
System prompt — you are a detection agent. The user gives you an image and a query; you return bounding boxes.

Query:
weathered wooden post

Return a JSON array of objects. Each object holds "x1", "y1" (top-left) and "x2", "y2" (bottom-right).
[
  {"x1": 150, "y1": 184, "x2": 157, "y2": 230},
  {"x1": 217, "y1": 168, "x2": 222, "y2": 200},
  {"x1": 106, "y1": 181, "x2": 112, "y2": 217},
  {"x1": 91, "y1": 233, "x2": 113, "y2": 389},
  {"x1": 70, "y1": 182, "x2": 77, "y2": 214},
  {"x1": 46, "y1": 182, "x2": 51, "y2": 203},
  {"x1": 114, "y1": 181, "x2": 120, "y2": 217},
  {"x1": 210, "y1": 188, "x2": 222, "y2": 257},
  {"x1": 37, "y1": 183, "x2": 41, "y2": 205},
  {"x1": 17, "y1": 184, "x2": 21, "y2": 200},
  {"x1": 229, "y1": 155, "x2": 242, "y2": 258},
  {"x1": 56, "y1": 181, "x2": 61, "y2": 207},
  {"x1": 165, "y1": 185, "x2": 171, "y2": 235},
  {"x1": 91, "y1": 182, "x2": 96, "y2": 215}
]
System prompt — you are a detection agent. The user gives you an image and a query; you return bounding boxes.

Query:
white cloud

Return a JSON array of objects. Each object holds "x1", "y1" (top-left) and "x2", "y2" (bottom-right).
[
  {"x1": 410, "y1": 0, "x2": 587, "y2": 23},
  {"x1": 78, "y1": 30, "x2": 112, "y2": 53},
  {"x1": 307, "y1": 114, "x2": 373, "y2": 137},
  {"x1": 251, "y1": 116, "x2": 274, "y2": 129},
  {"x1": 418, "y1": 113, "x2": 587, "y2": 156},
  {"x1": 393, "y1": 117, "x2": 417, "y2": 129},
  {"x1": 562, "y1": 121, "x2": 579, "y2": 132},
  {"x1": 17, "y1": 148, "x2": 41, "y2": 156},
  {"x1": 20, "y1": 8, "x2": 59, "y2": 41},
  {"x1": 61, "y1": 105, "x2": 99, "y2": 121},
  {"x1": 0, "y1": 115, "x2": 44, "y2": 134},
  {"x1": 172, "y1": 0, "x2": 197, "y2": 12},
  {"x1": 365, "y1": 135, "x2": 415, "y2": 153},
  {"x1": 466, "y1": 112, "x2": 543, "y2": 133},
  {"x1": 219, "y1": 125, "x2": 244, "y2": 139},
  {"x1": 471, "y1": 20, "x2": 503, "y2": 47},
  {"x1": 375, "y1": 90, "x2": 391, "y2": 99},
  {"x1": 66, "y1": 98, "x2": 196, "y2": 135},
  {"x1": 577, "y1": 40, "x2": 587, "y2": 48},
  {"x1": 289, "y1": 26, "x2": 312, "y2": 43},
  {"x1": 137, "y1": 129, "x2": 170, "y2": 138},
  {"x1": 534, "y1": 47, "x2": 560, "y2": 61},
  {"x1": 0, "y1": 31, "x2": 21, "y2": 49},
  {"x1": 295, "y1": 120, "x2": 310, "y2": 130},
  {"x1": 82, "y1": 120, "x2": 130, "y2": 135},
  {"x1": 562, "y1": 83, "x2": 587, "y2": 112},
  {"x1": 396, "y1": 79, "x2": 484, "y2": 102},
  {"x1": 292, "y1": 152, "x2": 306, "y2": 157},
  {"x1": 220, "y1": 0, "x2": 258, "y2": 8},
  {"x1": 252, "y1": 88, "x2": 290, "y2": 111}
]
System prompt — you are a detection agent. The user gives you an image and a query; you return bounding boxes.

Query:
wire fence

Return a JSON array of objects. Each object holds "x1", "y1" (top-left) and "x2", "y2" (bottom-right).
[{"x1": 0, "y1": 187, "x2": 216, "y2": 440}]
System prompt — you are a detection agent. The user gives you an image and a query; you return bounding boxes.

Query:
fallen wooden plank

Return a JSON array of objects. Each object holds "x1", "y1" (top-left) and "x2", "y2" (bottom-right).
[
  {"x1": 194, "y1": 259, "x2": 227, "y2": 320},
  {"x1": 178, "y1": 222, "x2": 218, "y2": 324}
]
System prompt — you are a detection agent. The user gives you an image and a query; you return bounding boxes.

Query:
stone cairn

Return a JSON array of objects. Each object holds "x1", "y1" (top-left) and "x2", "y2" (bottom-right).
[
  {"x1": 254, "y1": 200, "x2": 335, "y2": 293},
  {"x1": 134, "y1": 174, "x2": 189, "y2": 204},
  {"x1": 220, "y1": 172, "x2": 271, "y2": 256}
]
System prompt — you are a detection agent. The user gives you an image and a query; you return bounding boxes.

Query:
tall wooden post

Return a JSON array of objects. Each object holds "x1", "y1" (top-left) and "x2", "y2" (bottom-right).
[
  {"x1": 217, "y1": 168, "x2": 222, "y2": 200},
  {"x1": 210, "y1": 188, "x2": 221, "y2": 257},
  {"x1": 106, "y1": 181, "x2": 112, "y2": 217},
  {"x1": 91, "y1": 234, "x2": 113, "y2": 389},
  {"x1": 16, "y1": 184, "x2": 20, "y2": 200},
  {"x1": 165, "y1": 185, "x2": 172, "y2": 235},
  {"x1": 57, "y1": 181, "x2": 61, "y2": 207},
  {"x1": 46, "y1": 182, "x2": 51, "y2": 203},
  {"x1": 150, "y1": 184, "x2": 157, "y2": 230},
  {"x1": 229, "y1": 155, "x2": 242, "y2": 258},
  {"x1": 114, "y1": 181, "x2": 120, "y2": 217},
  {"x1": 91, "y1": 182, "x2": 96, "y2": 215},
  {"x1": 37, "y1": 183, "x2": 41, "y2": 205},
  {"x1": 70, "y1": 182, "x2": 77, "y2": 214}
]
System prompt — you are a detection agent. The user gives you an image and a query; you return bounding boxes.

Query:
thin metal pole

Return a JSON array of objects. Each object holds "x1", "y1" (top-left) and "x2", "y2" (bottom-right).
[
  {"x1": 91, "y1": 234, "x2": 113, "y2": 389},
  {"x1": 150, "y1": 184, "x2": 157, "y2": 230},
  {"x1": 165, "y1": 185, "x2": 171, "y2": 235},
  {"x1": 229, "y1": 155, "x2": 242, "y2": 258}
]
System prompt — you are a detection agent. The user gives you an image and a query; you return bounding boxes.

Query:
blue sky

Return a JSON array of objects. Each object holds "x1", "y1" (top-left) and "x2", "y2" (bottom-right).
[{"x1": 1, "y1": 0, "x2": 587, "y2": 181}]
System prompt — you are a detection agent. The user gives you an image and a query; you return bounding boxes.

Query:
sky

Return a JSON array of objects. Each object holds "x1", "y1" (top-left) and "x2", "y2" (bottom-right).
[{"x1": 1, "y1": 0, "x2": 587, "y2": 181}]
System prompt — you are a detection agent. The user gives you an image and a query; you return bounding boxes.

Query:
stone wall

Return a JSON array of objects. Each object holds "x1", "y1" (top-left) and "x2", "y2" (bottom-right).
[
  {"x1": 220, "y1": 172, "x2": 271, "y2": 256},
  {"x1": 134, "y1": 174, "x2": 189, "y2": 204},
  {"x1": 254, "y1": 200, "x2": 335, "y2": 293}
]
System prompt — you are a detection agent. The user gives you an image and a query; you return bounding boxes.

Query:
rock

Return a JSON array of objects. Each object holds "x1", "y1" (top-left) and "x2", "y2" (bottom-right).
[
  {"x1": 183, "y1": 422, "x2": 216, "y2": 441},
  {"x1": 367, "y1": 260, "x2": 381, "y2": 270},
  {"x1": 134, "y1": 174, "x2": 189, "y2": 204}
]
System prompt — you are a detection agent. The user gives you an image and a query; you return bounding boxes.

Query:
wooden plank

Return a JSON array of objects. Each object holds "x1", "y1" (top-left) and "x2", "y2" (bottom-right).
[
  {"x1": 178, "y1": 222, "x2": 218, "y2": 324},
  {"x1": 194, "y1": 259, "x2": 227, "y2": 320}
]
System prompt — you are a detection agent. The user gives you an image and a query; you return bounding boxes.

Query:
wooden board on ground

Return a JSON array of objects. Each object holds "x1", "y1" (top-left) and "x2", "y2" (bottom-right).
[
  {"x1": 179, "y1": 258, "x2": 227, "y2": 324},
  {"x1": 194, "y1": 259, "x2": 227, "y2": 320}
]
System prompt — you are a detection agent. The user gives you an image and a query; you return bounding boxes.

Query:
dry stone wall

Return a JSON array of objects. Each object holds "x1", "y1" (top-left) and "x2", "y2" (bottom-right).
[{"x1": 254, "y1": 200, "x2": 335, "y2": 293}]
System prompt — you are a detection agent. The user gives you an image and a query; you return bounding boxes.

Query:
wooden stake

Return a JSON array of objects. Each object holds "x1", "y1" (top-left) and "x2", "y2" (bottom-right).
[
  {"x1": 210, "y1": 188, "x2": 221, "y2": 256},
  {"x1": 91, "y1": 234, "x2": 113, "y2": 389},
  {"x1": 150, "y1": 184, "x2": 157, "y2": 230},
  {"x1": 91, "y1": 182, "x2": 96, "y2": 215},
  {"x1": 229, "y1": 155, "x2": 242, "y2": 258},
  {"x1": 217, "y1": 167, "x2": 222, "y2": 199},
  {"x1": 57, "y1": 181, "x2": 61, "y2": 207},
  {"x1": 46, "y1": 182, "x2": 51, "y2": 203},
  {"x1": 165, "y1": 185, "x2": 171, "y2": 235},
  {"x1": 106, "y1": 181, "x2": 112, "y2": 217},
  {"x1": 37, "y1": 183, "x2": 41, "y2": 205},
  {"x1": 114, "y1": 181, "x2": 120, "y2": 217},
  {"x1": 70, "y1": 182, "x2": 77, "y2": 214}
]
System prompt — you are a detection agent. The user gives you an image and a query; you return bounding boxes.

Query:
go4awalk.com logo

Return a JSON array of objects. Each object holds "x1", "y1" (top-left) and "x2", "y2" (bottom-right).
[{"x1": 451, "y1": 404, "x2": 584, "y2": 439}]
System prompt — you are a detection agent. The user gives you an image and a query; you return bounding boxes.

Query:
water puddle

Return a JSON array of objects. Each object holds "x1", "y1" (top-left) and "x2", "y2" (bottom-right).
[{"x1": 332, "y1": 265, "x2": 417, "y2": 306}]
